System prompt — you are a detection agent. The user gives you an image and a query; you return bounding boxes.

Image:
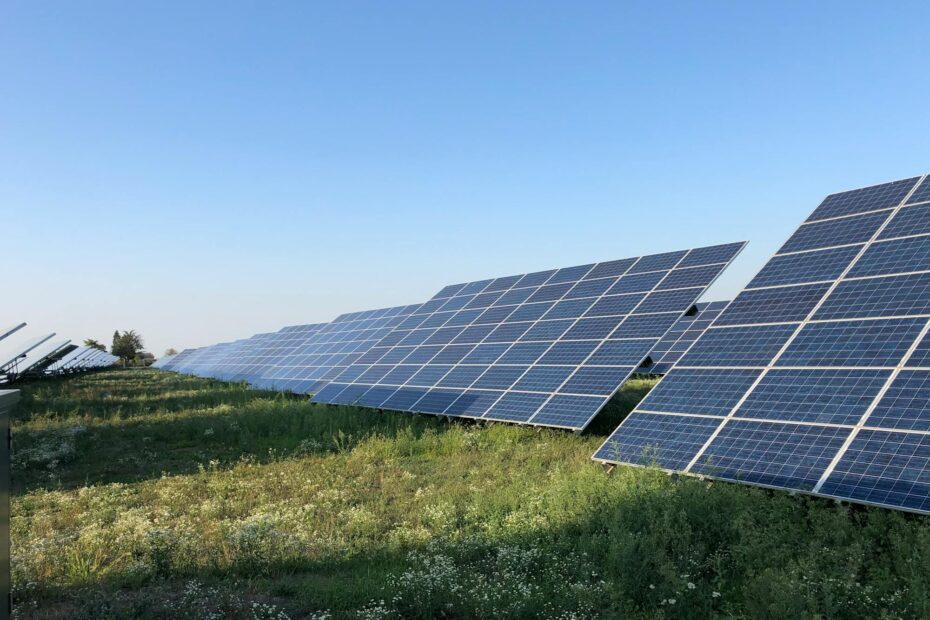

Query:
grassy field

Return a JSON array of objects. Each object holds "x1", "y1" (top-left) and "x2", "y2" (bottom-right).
[{"x1": 10, "y1": 369, "x2": 930, "y2": 619}]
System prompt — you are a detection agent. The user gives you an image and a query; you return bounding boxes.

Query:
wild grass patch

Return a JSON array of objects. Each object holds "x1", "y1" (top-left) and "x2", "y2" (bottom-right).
[{"x1": 10, "y1": 369, "x2": 930, "y2": 619}]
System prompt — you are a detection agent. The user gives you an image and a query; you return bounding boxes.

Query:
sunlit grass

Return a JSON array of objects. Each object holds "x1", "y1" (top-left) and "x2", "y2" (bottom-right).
[{"x1": 11, "y1": 369, "x2": 930, "y2": 619}]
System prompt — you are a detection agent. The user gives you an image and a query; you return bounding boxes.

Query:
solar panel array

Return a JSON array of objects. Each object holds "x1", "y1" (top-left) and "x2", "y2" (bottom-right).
[
  {"x1": 641, "y1": 301, "x2": 730, "y2": 374},
  {"x1": 594, "y1": 174, "x2": 930, "y2": 515},
  {"x1": 48, "y1": 346, "x2": 118, "y2": 373},
  {"x1": 257, "y1": 307, "x2": 422, "y2": 393},
  {"x1": 310, "y1": 243, "x2": 745, "y2": 430},
  {"x1": 150, "y1": 354, "x2": 176, "y2": 370},
  {"x1": 0, "y1": 324, "x2": 117, "y2": 383}
]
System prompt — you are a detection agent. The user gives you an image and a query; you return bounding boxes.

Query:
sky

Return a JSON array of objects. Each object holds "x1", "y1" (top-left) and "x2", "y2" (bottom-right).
[{"x1": 3, "y1": 1, "x2": 929, "y2": 357}]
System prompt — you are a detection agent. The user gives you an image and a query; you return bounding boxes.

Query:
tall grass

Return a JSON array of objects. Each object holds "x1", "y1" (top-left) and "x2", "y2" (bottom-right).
[{"x1": 11, "y1": 369, "x2": 930, "y2": 619}]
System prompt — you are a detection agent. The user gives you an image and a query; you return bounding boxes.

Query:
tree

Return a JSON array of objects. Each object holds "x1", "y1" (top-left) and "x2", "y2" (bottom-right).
[
  {"x1": 165, "y1": 348, "x2": 178, "y2": 356},
  {"x1": 84, "y1": 339, "x2": 106, "y2": 351},
  {"x1": 112, "y1": 330, "x2": 145, "y2": 364}
]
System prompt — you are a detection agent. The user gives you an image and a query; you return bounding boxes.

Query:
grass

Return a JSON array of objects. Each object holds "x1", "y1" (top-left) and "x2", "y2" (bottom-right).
[{"x1": 10, "y1": 369, "x2": 930, "y2": 619}]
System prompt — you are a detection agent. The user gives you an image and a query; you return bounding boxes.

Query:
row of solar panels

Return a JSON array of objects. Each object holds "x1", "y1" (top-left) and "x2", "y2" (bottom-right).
[
  {"x1": 155, "y1": 301, "x2": 727, "y2": 400},
  {"x1": 155, "y1": 241, "x2": 744, "y2": 433},
  {"x1": 156, "y1": 173, "x2": 930, "y2": 516},
  {"x1": 0, "y1": 323, "x2": 118, "y2": 383}
]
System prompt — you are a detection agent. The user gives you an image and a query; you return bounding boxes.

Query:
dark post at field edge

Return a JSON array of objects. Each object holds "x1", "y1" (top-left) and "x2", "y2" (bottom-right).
[{"x1": 0, "y1": 390, "x2": 15, "y2": 620}]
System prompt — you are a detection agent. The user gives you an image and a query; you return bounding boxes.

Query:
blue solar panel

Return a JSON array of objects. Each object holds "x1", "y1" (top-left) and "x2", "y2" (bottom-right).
[
  {"x1": 847, "y1": 236, "x2": 930, "y2": 278},
  {"x1": 485, "y1": 392, "x2": 550, "y2": 422},
  {"x1": 716, "y1": 283, "x2": 831, "y2": 326},
  {"x1": 594, "y1": 412, "x2": 721, "y2": 470},
  {"x1": 637, "y1": 288, "x2": 706, "y2": 313},
  {"x1": 513, "y1": 365, "x2": 576, "y2": 391},
  {"x1": 737, "y1": 369, "x2": 891, "y2": 425},
  {"x1": 819, "y1": 430, "x2": 930, "y2": 512},
  {"x1": 814, "y1": 272, "x2": 930, "y2": 320},
  {"x1": 747, "y1": 246, "x2": 861, "y2": 288},
  {"x1": 445, "y1": 390, "x2": 503, "y2": 417},
  {"x1": 311, "y1": 243, "x2": 746, "y2": 430},
  {"x1": 776, "y1": 318, "x2": 925, "y2": 367},
  {"x1": 806, "y1": 177, "x2": 918, "y2": 222},
  {"x1": 613, "y1": 313, "x2": 683, "y2": 339},
  {"x1": 597, "y1": 174, "x2": 930, "y2": 515},
  {"x1": 880, "y1": 204, "x2": 930, "y2": 239},
  {"x1": 692, "y1": 421, "x2": 850, "y2": 490},
  {"x1": 780, "y1": 211, "x2": 887, "y2": 253},
  {"x1": 678, "y1": 324, "x2": 797, "y2": 367},
  {"x1": 904, "y1": 331, "x2": 930, "y2": 367},
  {"x1": 642, "y1": 301, "x2": 729, "y2": 374},
  {"x1": 259, "y1": 307, "x2": 420, "y2": 393},
  {"x1": 867, "y1": 371, "x2": 930, "y2": 431},
  {"x1": 907, "y1": 177, "x2": 930, "y2": 205},
  {"x1": 636, "y1": 368, "x2": 762, "y2": 416},
  {"x1": 532, "y1": 395, "x2": 605, "y2": 427}
]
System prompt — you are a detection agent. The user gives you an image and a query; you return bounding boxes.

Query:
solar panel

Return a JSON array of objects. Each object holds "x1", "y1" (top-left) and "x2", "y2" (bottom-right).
[
  {"x1": 595, "y1": 174, "x2": 930, "y2": 515},
  {"x1": 47, "y1": 346, "x2": 90, "y2": 373},
  {"x1": 185, "y1": 339, "x2": 253, "y2": 380},
  {"x1": 68, "y1": 348, "x2": 106, "y2": 371},
  {"x1": 16, "y1": 339, "x2": 72, "y2": 375},
  {"x1": 60, "y1": 347, "x2": 112, "y2": 372},
  {"x1": 160, "y1": 348, "x2": 199, "y2": 372},
  {"x1": 243, "y1": 323, "x2": 328, "y2": 388},
  {"x1": 310, "y1": 242, "x2": 745, "y2": 430},
  {"x1": 258, "y1": 307, "x2": 422, "y2": 394},
  {"x1": 80, "y1": 350, "x2": 116, "y2": 370},
  {"x1": 151, "y1": 354, "x2": 176, "y2": 370},
  {"x1": 0, "y1": 323, "x2": 26, "y2": 344},
  {"x1": 0, "y1": 333, "x2": 56, "y2": 374},
  {"x1": 641, "y1": 301, "x2": 730, "y2": 374}
]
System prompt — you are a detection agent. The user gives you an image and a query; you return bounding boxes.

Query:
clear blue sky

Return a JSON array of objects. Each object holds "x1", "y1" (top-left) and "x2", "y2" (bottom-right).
[{"x1": 3, "y1": 1, "x2": 928, "y2": 357}]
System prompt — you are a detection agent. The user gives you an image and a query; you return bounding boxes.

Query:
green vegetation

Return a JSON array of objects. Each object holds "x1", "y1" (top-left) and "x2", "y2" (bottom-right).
[
  {"x1": 110, "y1": 330, "x2": 146, "y2": 365},
  {"x1": 12, "y1": 369, "x2": 930, "y2": 619}
]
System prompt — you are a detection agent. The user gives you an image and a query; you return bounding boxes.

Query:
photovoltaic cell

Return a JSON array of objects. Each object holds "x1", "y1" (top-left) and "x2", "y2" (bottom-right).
[
  {"x1": 907, "y1": 177, "x2": 930, "y2": 205},
  {"x1": 596, "y1": 173, "x2": 930, "y2": 515},
  {"x1": 691, "y1": 421, "x2": 851, "y2": 490},
  {"x1": 678, "y1": 324, "x2": 797, "y2": 367},
  {"x1": 805, "y1": 177, "x2": 918, "y2": 222},
  {"x1": 867, "y1": 371, "x2": 930, "y2": 432},
  {"x1": 259, "y1": 307, "x2": 420, "y2": 393},
  {"x1": 715, "y1": 284, "x2": 830, "y2": 326},
  {"x1": 775, "y1": 318, "x2": 925, "y2": 367},
  {"x1": 595, "y1": 412, "x2": 721, "y2": 470},
  {"x1": 880, "y1": 204, "x2": 930, "y2": 239},
  {"x1": 779, "y1": 211, "x2": 887, "y2": 253},
  {"x1": 747, "y1": 246, "x2": 861, "y2": 288},
  {"x1": 814, "y1": 272, "x2": 930, "y2": 320},
  {"x1": 736, "y1": 369, "x2": 891, "y2": 425},
  {"x1": 819, "y1": 430, "x2": 930, "y2": 513},
  {"x1": 311, "y1": 242, "x2": 745, "y2": 430},
  {"x1": 848, "y1": 236, "x2": 930, "y2": 278},
  {"x1": 635, "y1": 368, "x2": 762, "y2": 416}
]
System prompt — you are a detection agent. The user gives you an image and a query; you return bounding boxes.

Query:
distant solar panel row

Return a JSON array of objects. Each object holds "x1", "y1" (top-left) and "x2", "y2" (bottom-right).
[
  {"x1": 310, "y1": 243, "x2": 745, "y2": 430},
  {"x1": 258, "y1": 308, "x2": 421, "y2": 393},
  {"x1": 0, "y1": 323, "x2": 118, "y2": 383},
  {"x1": 156, "y1": 243, "x2": 744, "y2": 431},
  {"x1": 596, "y1": 174, "x2": 930, "y2": 515}
]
